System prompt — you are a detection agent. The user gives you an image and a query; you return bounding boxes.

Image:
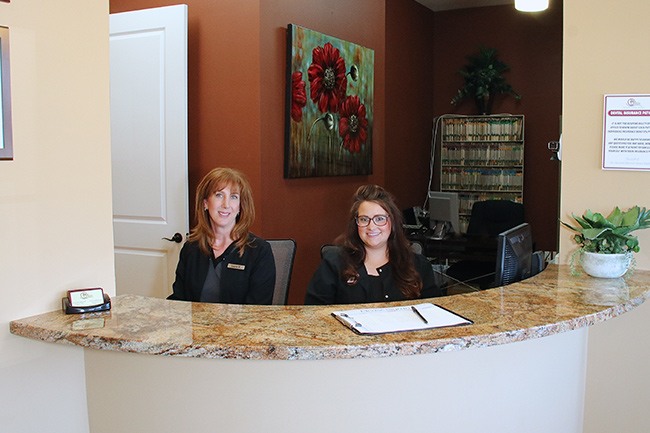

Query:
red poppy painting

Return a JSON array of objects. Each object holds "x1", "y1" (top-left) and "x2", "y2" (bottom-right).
[
  {"x1": 285, "y1": 24, "x2": 374, "y2": 178},
  {"x1": 290, "y1": 72, "x2": 307, "y2": 122}
]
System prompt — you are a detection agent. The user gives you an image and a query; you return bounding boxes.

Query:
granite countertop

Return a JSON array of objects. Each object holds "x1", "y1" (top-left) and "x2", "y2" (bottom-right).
[{"x1": 10, "y1": 265, "x2": 650, "y2": 360}]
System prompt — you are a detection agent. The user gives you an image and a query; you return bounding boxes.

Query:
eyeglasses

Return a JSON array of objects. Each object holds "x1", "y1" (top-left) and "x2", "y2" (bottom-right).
[{"x1": 355, "y1": 214, "x2": 390, "y2": 227}]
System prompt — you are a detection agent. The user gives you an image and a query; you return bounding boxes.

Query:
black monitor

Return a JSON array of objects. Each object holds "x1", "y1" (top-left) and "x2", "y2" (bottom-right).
[
  {"x1": 494, "y1": 223, "x2": 533, "y2": 286},
  {"x1": 427, "y1": 191, "x2": 460, "y2": 238}
]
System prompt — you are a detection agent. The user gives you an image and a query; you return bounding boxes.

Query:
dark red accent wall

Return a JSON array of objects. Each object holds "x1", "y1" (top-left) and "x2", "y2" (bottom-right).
[
  {"x1": 110, "y1": 0, "x2": 562, "y2": 303},
  {"x1": 432, "y1": 2, "x2": 563, "y2": 252},
  {"x1": 384, "y1": 0, "x2": 435, "y2": 211}
]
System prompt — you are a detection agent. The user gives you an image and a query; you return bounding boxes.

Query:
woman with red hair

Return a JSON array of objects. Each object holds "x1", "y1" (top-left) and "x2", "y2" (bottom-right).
[{"x1": 169, "y1": 168, "x2": 275, "y2": 304}]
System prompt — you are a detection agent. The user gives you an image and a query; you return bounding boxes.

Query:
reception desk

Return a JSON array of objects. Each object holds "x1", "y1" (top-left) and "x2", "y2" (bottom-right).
[{"x1": 10, "y1": 265, "x2": 650, "y2": 433}]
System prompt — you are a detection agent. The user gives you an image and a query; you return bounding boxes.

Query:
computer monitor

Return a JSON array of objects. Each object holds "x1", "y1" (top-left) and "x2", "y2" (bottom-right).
[
  {"x1": 494, "y1": 222, "x2": 533, "y2": 286},
  {"x1": 427, "y1": 191, "x2": 460, "y2": 238}
]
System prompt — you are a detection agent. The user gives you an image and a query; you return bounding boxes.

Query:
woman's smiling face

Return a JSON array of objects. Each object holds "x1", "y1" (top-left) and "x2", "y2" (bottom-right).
[
  {"x1": 357, "y1": 201, "x2": 392, "y2": 251},
  {"x1": 203, "y1": 184, "x2": 240, "y2": 232}
]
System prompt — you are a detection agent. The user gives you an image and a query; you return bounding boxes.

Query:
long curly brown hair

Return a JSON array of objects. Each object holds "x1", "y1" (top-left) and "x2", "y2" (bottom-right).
[
  {"x1": 336, "y1": 184, "x2": 422, "y2": 299},
  {"x1": 189, "y1": 167, "x2": 255, "y2": 257}
]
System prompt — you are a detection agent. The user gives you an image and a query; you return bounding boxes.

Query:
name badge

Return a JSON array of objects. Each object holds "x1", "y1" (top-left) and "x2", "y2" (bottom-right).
[{"x1": 227, "y1": 263, "x2": 246, "y2": 271}]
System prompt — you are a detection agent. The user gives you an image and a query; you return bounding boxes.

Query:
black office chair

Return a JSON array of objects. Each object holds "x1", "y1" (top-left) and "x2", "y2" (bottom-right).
[
  {"x1": 465, "y1": 200, "x2": 525, "y2": 238},
  {"x1": 410, "y1": 241, "x2": 423, "y2": 255},
  {"x1": 267, "y1": 239, "x2": 297, "y2": 305},
  {"x1": 445, "y1": 200, "x2": 525, "y2": 289},
  {"x1": 531, "y1": 250, "x2": 548, "y2": 277},
  {"x1": 320, "y1": 244, "x2": 339, "y2": 259}
]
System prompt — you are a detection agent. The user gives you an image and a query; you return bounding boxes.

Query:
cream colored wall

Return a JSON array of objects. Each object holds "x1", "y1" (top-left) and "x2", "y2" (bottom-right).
[
  {"x1": 562, "y1": 1, "x2": 650, "y2": 431},
  {"x1": 0, "y1": 1, "x2": 113, "y2": 432},
  {"x1": 2, "y1": 0, "x2": 649, "y2": 431},
  {"x1": 560, "y1": 0, "x2": 650, "y2": 268}
]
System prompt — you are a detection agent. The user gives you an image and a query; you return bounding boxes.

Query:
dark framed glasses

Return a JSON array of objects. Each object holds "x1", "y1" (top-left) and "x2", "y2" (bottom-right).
[{"x1": 356, "y1": 215, "x2": 390, "y2": 227}]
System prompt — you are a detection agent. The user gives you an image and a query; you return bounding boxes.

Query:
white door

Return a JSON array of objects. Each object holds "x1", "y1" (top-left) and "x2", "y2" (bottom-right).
[{"x1": 110, "y1": 5, "x2": 188, "y2": 299}]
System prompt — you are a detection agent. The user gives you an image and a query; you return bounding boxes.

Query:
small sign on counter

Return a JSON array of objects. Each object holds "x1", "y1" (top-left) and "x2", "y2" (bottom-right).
[{"x1": 62, "y1": 288, "x2": 111, "y2": 314}]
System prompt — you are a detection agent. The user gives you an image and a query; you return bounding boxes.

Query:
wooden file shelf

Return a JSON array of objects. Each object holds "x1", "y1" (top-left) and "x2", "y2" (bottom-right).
[{"x1": 439, "y1": 115, "x2": 525, "y2": 233}]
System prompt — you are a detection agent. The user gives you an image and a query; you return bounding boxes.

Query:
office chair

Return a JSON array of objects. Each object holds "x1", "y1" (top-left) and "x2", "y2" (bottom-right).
[
  {"x1": 445, "y1": 200, "x2": 525, "y2": 289},
  {"x1": 320, "y1": 244, "x2": 339, "y2": 259},
  {"x1": 267, "y1": 239, "x2": 297, "y2": 305},
  {"x1": 465, "y1": 200, "x2": 525, "y2": 238},
  {"x1": 531, "y1": 250, "x2": 548, "y2": 277},
  {"x1": 410, "y1": 241, "x2": 424, "y2": 255}
]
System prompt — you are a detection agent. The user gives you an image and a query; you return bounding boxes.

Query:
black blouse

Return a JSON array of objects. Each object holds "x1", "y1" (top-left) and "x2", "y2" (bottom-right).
[
  {"x1": 304, "y1": 247, "x2": 443, "y2": 305},
  {"x1": 168, "y1": 234, "x2": 276, "y2": 304}
]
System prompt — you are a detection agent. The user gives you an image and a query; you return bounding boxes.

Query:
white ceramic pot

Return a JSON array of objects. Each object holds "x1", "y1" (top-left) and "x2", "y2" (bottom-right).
[{"x1": 580, "y1": 251, "x2": 632, "y2": 278}]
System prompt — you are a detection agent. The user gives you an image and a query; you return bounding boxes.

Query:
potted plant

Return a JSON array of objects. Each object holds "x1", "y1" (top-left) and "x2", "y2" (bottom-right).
[
  {"x1": 561, "y1": 205, "x2": 650, "y2": 278},
  {"x1": 451, "y1": 47, "x2": 521, "y2": 115}
]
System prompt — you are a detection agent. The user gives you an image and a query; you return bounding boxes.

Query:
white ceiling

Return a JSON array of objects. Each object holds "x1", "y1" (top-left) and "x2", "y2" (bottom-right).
[{"x1": 414, "y1": 0, "x2": 513, "y2": 12}]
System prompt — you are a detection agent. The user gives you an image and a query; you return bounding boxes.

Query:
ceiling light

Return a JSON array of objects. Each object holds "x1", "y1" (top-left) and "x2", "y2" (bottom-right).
[{"x1": 515, "y1": 0, "x2": 549, "y2": 12}]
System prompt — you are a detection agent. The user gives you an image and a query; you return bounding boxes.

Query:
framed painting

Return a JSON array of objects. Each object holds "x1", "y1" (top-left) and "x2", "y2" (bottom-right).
[
  {"x1": 0, "y1": 25, "x2": 12, "y2": 160},
  {"x1": 284, "y1": 24, "x2": 374, "y2": 178}
]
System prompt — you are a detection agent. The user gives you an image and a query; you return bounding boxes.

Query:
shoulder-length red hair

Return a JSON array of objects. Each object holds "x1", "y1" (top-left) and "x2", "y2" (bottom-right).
[{"x1": 189, "y1": 167, "x2": 255, "y2": 256}]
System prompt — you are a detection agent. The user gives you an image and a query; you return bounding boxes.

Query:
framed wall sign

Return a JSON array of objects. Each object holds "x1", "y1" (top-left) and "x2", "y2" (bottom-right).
[
  {"x1": 603, "y1": 94, "x2": 650, "y2": 171},
  {"x1": 0, "y1": 25, "x2": 13, "y2": 160}
]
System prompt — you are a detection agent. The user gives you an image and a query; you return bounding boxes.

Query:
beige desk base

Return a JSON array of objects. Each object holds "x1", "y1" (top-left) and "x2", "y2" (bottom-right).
[{"x1": 86, "y1": 328, "x2": 586, "y2": 433}]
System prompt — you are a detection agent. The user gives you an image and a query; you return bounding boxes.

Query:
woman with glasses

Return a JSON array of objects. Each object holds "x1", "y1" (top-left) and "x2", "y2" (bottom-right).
[
  {"x1": 304, "y1": 184, "x2": 442, "y2": 305},
  {"x1": 168, "y1": 167, "x2": 275, "y2": 304}
]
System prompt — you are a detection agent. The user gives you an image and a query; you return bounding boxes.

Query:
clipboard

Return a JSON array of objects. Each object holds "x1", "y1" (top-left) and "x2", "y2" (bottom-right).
[{"x1": 331, "y1": 303, "x2": 472, "y2": 335}]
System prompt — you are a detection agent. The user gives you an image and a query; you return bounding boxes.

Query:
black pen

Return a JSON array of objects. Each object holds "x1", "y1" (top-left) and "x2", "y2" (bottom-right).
[{"x1": 411, "y1": 306, "x2": 428, "y2": 324}]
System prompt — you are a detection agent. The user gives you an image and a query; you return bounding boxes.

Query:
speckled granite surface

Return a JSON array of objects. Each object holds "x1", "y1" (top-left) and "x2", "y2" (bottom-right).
[{"x1": 10, "y1": 265, "x2": 650, "y2": 360}]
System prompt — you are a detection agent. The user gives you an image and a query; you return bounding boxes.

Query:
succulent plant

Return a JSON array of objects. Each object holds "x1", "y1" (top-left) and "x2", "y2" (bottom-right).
[{"x1": 561, "y1": 206, "x2": 650, "y2": 254}]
